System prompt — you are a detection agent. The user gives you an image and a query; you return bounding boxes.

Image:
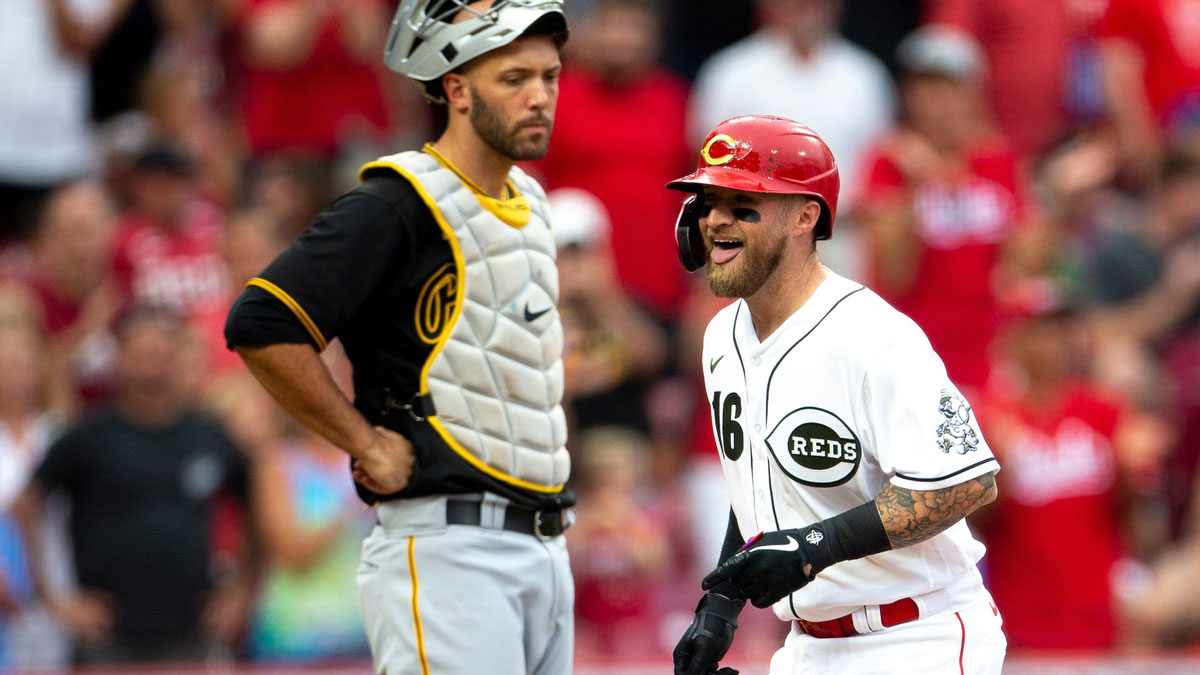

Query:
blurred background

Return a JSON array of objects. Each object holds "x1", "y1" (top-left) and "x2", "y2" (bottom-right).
[{"x1": 1, "y1": 0, "x2": 1199, "y2": 672}]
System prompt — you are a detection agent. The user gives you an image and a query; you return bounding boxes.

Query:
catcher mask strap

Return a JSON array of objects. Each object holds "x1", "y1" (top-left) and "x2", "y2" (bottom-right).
[{"x1": 384, "y1": 0, "x2": 568, "y2": 103}]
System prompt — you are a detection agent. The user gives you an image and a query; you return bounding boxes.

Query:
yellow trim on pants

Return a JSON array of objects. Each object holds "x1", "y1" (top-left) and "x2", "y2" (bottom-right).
[{"x1": 408, "y1": 537, "x2": 430, "y2": 675}]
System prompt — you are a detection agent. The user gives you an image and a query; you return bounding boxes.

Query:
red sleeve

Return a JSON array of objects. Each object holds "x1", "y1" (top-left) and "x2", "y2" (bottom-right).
[
  {"x1": 1093, "y1": 0, "x2": 1146, "y2": 43},
  {"x1": 858, "y1": 146, "x2": 907, "y2": 209},
  {"x1": 924, "y1": 0, "x2": 976, "y2": 30},
  {"x1": 1083, "y1": 388, "x2": 1126, "y2": 441},
  {"x1": 110, "y1": 226, "x2": 136, "y2": 304}
]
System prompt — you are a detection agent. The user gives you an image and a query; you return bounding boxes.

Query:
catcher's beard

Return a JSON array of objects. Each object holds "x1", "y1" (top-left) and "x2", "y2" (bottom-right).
[
  {"x1": 469, "y1": 87, "x2": 553, "y2": 162},
  {"x1": 706, "y1": 231, "x2": 786, "y2": 299}
]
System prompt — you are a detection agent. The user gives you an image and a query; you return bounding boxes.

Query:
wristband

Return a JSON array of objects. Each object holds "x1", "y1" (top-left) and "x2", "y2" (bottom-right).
[{"x1": 800, "y1": 501, "x2": 892, "y2": 576}]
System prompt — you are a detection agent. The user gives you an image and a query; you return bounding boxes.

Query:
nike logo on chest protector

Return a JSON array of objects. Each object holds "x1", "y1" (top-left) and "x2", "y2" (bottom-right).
[{"x1": 524, "y1": 303, "x2": 551, "y2": 322}]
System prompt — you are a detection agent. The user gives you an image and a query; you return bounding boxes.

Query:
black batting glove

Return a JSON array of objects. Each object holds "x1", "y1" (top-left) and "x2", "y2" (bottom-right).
[
  {"x1": 672, "y1": 584, "x2": 745, "y2": 675},
  {"x1": 701, "y1": 526, "x2": 837, "y2": 609}
]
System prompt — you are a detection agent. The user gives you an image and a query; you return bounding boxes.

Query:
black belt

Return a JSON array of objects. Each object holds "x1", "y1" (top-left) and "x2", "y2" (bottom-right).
[{"x1": 445, "y1": 498, "x2": 566, "y2": 541}]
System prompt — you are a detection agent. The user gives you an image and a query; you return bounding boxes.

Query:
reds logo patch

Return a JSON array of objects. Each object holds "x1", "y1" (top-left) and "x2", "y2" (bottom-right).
[
  {"x1": 936, "y1": 389, "x2": 979, "y2": 455},
  {"x1": 764, "y1": 407, "x2": 861, "y2": 487},
  {"x1": 415, "y1": 263, "x2": 457, "y2": 344}
]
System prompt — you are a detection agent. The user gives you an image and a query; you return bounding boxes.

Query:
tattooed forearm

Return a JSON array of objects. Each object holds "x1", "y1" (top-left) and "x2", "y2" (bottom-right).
[{"x1": 874, "y1": 473, "x2": 997, "y2": 549}]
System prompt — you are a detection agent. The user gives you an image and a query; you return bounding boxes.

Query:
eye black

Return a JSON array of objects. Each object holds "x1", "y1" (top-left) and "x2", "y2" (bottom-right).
[{"x1": 734, "y1": 208, "x2": 760, "y2": 223}]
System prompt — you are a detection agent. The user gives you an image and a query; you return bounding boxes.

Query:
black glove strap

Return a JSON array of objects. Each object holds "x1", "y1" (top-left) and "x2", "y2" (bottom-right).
[{"x1": 697, "y1": 587, "x2": 746, "y2": 627}]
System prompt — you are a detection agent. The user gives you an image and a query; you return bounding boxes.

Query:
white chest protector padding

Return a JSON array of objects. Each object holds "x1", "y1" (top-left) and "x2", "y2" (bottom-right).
[{"x1": 369, "y1": 151, "x2": 569, "y2": 490}]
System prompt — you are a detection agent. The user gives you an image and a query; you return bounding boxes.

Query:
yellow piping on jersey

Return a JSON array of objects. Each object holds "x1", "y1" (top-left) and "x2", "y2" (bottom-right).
[
  {"x1": 357, "y1": 159, "x2": 564, "y2": 494},
  {"x1": 407, "y1": 537, "x2": 431, "y2": 675},
  {"x1": 245, "y1": 277, "x2": 329, "y2": 352}
]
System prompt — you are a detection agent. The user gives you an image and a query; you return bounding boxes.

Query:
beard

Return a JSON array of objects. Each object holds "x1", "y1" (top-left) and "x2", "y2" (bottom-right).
[
  {"x1": 706, "y1": 232, "x2": 786, "y2": 298},
  {"x1": 469, "y1": 88, "x2": 553, "y2": 161}
]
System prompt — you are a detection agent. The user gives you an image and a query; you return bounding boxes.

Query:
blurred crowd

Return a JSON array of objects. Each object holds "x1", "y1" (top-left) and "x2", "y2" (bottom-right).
[{"x1": 0, "y1": 0, "x2": 1199, "y2": 669}]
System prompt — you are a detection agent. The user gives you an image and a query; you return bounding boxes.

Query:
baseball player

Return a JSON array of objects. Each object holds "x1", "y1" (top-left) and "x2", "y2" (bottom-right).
[
  {"x1": 668, "y1": 115, "x2": 1007, "y2": 674},
  {"x1": 224, "y1": 2, "x2": 573, "y2": 673}
]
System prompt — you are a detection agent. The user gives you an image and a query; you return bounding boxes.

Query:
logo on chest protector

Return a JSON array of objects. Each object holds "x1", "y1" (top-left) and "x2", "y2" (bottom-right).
[
  {"x1": 764, "y1": 407, "x2": 861, "y2": 487},
  {"x1": 415, "y1": 263, "x2": 458, "y2": 344}
]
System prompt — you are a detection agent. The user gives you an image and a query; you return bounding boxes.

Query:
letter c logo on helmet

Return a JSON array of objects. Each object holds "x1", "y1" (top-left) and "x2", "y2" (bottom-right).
[
  {"x1": 700, "y1": 134, "x2": 739, "y2": 167},
  {"x1": 666, "y1": 115, "x2": 841, "y2": 271}
]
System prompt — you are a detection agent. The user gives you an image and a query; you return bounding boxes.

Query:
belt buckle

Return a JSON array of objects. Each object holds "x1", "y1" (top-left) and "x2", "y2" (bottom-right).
[{"x1": 532, "y1": 509, "x2": 555, "y2": 541}]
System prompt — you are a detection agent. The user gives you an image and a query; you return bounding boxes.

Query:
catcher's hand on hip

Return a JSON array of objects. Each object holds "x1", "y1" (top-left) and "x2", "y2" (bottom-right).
[
  {"x1": 702, "y1": 529, "x2": 820, "y2": 608},
  {"x1": 352, "y1": 426, "x2": 415, "y2": 494},
  {"x1": 673, "y1": 589, "x2": 744, "y2": 675}
]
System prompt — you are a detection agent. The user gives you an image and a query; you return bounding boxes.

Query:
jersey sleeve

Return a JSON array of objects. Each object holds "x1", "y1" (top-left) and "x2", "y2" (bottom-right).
[
  {"x1": 213, "y1": 421, "x2": 250, "y2": 500},
  {"x1": 857, "y1": 145, "x2": 908, "y2": 210},
  {"x1": 32, "y1": 427, "x2": 84, "y2": 495},
  {"x1": 1094, "y1": 0, "x2": 1147, "y2": 43},
  {"x1": 224, "y1": 178, "x2": 416, "y2": 351},
  {"x1": 861, "y1": 335, "x2": 999, "y2": 491}
]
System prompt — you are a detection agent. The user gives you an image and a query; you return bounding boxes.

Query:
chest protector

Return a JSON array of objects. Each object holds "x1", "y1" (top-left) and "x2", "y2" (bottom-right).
[{"x1": 361, "y1": 150, "x2": 569, "y2": 493}]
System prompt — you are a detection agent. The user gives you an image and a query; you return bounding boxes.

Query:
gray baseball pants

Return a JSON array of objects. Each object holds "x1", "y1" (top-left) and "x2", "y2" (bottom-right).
[{"x1": 357, "y1": 494, "x2": 574, "y2": 675}]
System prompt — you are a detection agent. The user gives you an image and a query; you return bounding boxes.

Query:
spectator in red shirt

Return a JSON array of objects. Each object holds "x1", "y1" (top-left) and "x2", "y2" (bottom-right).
[
  {"x1": 568, "y1": 427, "x2": 672, "y2": 661},
  {"x1": 858, "y1": 25, "x2": 1030, "y2": 391},
  {"x1": 536, "y1": 0, "x2": 693, "y2": 318},
  {"x1": 27, "y1": 181, "x2": 121, "y2": 414},
  {"x1": 112, "y1": 145, "x2": 237, "y2": 378},
  {"x1": 926, "y1": 0, "x2": 1110, "y2": 158},
  {"x1": 1096, "y1": 0, "x2": 1200, "y2": 181},
  {"x1": 977, "y1": 294, "x2": 1162, "y2": 650},
  {"x1": 230, "y1": 0, "x2": 392, "y2": 159}
]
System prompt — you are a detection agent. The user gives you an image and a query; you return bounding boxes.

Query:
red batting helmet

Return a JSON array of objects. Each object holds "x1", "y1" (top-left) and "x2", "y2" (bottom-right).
[{"x1": 666, "y1": 115, "x2": 840, "y2": 271}]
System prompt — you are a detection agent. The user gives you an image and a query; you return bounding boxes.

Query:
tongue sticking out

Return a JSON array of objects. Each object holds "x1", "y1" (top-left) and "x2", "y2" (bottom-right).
[{"x1": 710, "y1": 244, "x2": 743, "y2": 265}]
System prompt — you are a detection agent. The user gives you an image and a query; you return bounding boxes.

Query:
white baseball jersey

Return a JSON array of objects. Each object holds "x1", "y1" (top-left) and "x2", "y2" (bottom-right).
[{"x1": 702, "y1": 269, "x2": 999, "y2": 623}]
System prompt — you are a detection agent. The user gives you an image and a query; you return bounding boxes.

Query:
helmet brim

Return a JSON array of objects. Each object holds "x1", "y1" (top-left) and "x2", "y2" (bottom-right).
[{"x1": 666, "y1": 166, "x2": 806, "y2": 195}]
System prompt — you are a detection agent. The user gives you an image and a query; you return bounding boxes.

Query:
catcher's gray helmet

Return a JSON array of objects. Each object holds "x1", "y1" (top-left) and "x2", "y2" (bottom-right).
[{"x1": 385, "y1": 0, "x2": 568, "y2": 103}]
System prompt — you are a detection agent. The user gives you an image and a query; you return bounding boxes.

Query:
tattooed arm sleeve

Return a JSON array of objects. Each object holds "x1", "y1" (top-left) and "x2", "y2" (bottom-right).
[{"x1": 874, "y1": 473, "x2": 998, "y2": 549}]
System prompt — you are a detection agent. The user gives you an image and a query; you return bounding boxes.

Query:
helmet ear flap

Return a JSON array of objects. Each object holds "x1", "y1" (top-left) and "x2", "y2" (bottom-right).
[
  {"x1": 813, "y1": 199, "x2": 832, "y2": 241},
  {"x1": 676, "y1": 194, "x2": 707, "y2": 272}
]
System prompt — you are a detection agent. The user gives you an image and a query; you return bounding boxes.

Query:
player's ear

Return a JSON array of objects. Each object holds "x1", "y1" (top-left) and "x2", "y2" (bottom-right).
[
  {"x1": 443, "y1": 72, "x2": 471, "y2": 115},
  {"x1": 790, "y1": 197, "x2": 822, "y2": 239}
]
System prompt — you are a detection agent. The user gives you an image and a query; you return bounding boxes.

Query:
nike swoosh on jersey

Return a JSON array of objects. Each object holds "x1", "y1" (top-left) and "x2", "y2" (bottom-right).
[
  {"x1": 524, "y1": 304, "x2": 551, "y2": 322},
  {"x1": 752, "y1": 535, "x2": 799, "y2": 553},
  {"x1": 710, "y1": 354, "x2": 725, "y2": 373}
]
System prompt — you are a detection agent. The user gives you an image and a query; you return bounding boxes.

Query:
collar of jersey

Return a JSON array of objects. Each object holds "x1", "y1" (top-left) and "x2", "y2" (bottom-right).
[
  {"x1": 422, "y1": 143, "x2": 531, "y2": 228},
  {"x1": 738, "y1": 267, "x2": 846, "y2": 353}
]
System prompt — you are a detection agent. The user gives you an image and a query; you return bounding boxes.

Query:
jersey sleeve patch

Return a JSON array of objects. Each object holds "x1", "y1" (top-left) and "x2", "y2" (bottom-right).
[
  {"x1": 863, "y1": 337, "x2": 999, "y2": 490},
  {"x1": 934, "y1": 389, "x2": 982, "y2": 455}
]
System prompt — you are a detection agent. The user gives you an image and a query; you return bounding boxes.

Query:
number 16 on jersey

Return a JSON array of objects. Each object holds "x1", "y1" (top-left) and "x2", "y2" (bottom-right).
[{"x1": 711, "y1": 392, "x2": 745, "y2": 461}]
